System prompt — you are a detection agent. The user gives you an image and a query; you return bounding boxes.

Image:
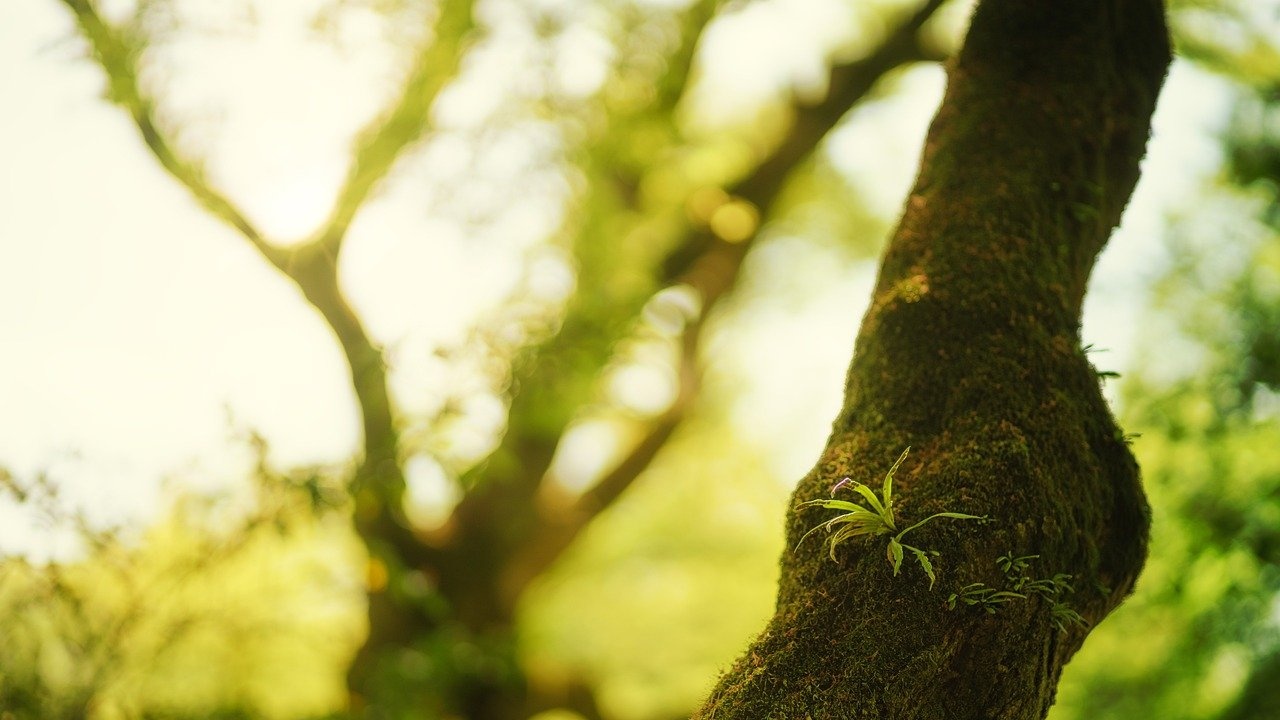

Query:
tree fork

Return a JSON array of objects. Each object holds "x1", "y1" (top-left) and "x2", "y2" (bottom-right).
[
  {"x1": 436, "y1": 0, "x2": 951, "y2": 634},
  {"x1": 695, "y1": 1, "x2": 1170, "y2": 718}
]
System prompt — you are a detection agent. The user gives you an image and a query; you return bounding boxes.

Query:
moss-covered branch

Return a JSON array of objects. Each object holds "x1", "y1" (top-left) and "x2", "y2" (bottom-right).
[{"x1": 696, "y1": 1, "x2": 1171, "y2": 718}]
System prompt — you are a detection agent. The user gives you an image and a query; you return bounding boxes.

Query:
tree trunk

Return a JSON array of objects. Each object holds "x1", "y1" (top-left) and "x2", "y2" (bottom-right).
[
  {"x1": 282, "y1": 245, "x2": 444, "y2": 715},
  {"x1": 695, "y1": 1, "x2": 1171, "y2": 718}
]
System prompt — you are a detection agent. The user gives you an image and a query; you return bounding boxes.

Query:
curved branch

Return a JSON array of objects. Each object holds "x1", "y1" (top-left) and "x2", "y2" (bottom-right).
[
  {"x1": 661, "y1": 0, "x2": 948, "y2": 281},
  {"x1": 472, "y1": 0, "x2": 945, "y2": 503},
  {"x1": 436, "y1": 0, "x2": 734, "y2": 590},
  {"x1": 57, "y1": 0, "x2": 479, "y2": 703},
  {"x1": 697, "y1": 0, "x2": 1171, "y2": 715},
  {"x1": 62, "y1": 0, "x2": 475, "y2": 266},
  {"x1": 59, "y1": 0, "x2": 287, "y2": 271},
  {"x1": 59, "y1": 0, "x2": 474, "y2": 563}
]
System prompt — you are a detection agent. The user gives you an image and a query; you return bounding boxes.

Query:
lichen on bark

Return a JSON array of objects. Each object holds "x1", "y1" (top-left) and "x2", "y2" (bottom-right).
[{"x1": 694, "y1": 0, "x2": 1172, "y2": 718}]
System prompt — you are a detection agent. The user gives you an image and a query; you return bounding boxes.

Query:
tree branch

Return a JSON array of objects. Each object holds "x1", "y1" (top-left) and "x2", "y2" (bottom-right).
[
  {"x1": 661, "y1": 0, "x2": 948, "y2": 281},
  {"x1": 310, "y1": 0, "x2": 476, "y2": 255},
  {"x1": 59, "y1": 0, "x2": 288, "y2": 271},
  {"x1": 58, "y1": 0, "x2": 480, "y2": 697},
  {"x1": 464, "y1": 0, "x2": 949, "y2": 608},
  {"x1": 502, "y1": 313, "x2": 703, "y2": 598},
  {"x1": 58, "y1": 0, "x2": 476, "y2": 512},
  {"x1": 61, "y1": 0, "x2": 476, "y2": 268},
  {"x1": 697, "y1": 0, "x2": 1171, "y2": 714},
  {"x1": 441, "y1": 0, "x2": 727, "y2": 527}
]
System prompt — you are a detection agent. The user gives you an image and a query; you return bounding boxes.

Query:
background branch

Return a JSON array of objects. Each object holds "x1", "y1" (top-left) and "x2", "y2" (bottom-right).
[
  {"x1": 59, "y1": 0, "x2": 286, "y2": 270},
  {"x1": 311, "y1": 0, "x2": 476, "y2": 255},
  {"x1": 441, "y1": 0, "x2": 950, "y2": 615},
  {"x1": 660, "y1": 0, "x2": 948, "y2": 281}
]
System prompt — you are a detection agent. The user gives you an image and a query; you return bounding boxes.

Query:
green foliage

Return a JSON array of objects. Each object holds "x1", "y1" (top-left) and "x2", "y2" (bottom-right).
[
  {"x1": 0, "y1": 465, "x2": 363, "y2": 720},
  {"x1": 946, "y1": 583, "x2": 1025, "y2": 613},
  {"x1": 1169, "y1": 0, "x2": 1280, "y2": 87},
  {"x1": 945, "y1": 554, "x2": 1086, "y2": 631},
  {"x1": 520, "y1": 422, "x2": 787, "y2": 720},
  {"x1": 1052, "y1": 384, "x2": 1280, "y2": 719},
  {"x1": 1050, "y1": 603, "x2": 1089, "y2": 633},
  {"x1": 797, "y1": 448, "x2": 985, "y2": 588}
]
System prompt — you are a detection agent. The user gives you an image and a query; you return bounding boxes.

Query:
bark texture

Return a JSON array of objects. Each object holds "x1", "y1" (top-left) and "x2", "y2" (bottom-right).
[{"x1": 695, "y1": 1, "x2": 1171, "y2": 718}]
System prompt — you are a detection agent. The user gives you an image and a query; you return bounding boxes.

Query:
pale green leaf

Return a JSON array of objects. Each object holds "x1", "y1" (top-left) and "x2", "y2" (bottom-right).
[
  {"x1": 850, "y1": 483, "x2": 887, "y2": 518},
  {"x1": 911, "y1": 546, "x2": 936, "y2": 589},
  {"x1": 799, "y1": 498, "x2": 867, "y2": 513},
  {"x1": 882, "y1": 446, "x2": 910, "y2": 509},
  {"x1": 887, "y1": 538, "x2": 904, "y2": 575}
]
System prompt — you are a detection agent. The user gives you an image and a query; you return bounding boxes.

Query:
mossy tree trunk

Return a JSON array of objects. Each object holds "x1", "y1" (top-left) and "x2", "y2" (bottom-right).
[{"x1": 696, "y1": 1, "x2": 1171, "y2": 718}]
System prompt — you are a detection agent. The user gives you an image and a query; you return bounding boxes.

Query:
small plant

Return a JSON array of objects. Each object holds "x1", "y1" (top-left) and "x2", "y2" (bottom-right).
[
  {"x1": 946, "y1": 583, "x2": 1025, "y2": 612},
  {"x1": 997, "y1": 552, "x2": 1037, "y2": 579},
  {"x1": 796, "y1": 448, "x2": 985, "y2": 589},
  {"x1": 999, "y1": 554, "x2": 1079, "y2": 604},
  {"x1": 949, "y1": 553, "x2": 1089, "y2": 631},
  {"x1": 1050, "y1": 602, "x2": 1089, "y2": 631}
]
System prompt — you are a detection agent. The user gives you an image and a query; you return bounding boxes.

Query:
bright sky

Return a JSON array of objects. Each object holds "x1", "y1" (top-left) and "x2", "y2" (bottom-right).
[{"x1": 0, "y1": 0, "x2": 1235, "y2": 559}]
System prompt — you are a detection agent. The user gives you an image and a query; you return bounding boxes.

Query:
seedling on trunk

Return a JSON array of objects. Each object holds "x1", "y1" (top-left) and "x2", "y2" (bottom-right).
[{"x1": 797, "y1": 448, "x2": 986, "y2": 589}]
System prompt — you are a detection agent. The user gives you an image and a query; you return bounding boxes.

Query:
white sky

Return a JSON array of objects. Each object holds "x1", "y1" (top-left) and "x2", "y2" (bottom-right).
[{"x1": 0, "y1": 0, "x2": 1235, "y2": 558}]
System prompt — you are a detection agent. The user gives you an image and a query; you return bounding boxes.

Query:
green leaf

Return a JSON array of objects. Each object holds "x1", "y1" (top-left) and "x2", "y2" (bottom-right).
[
  {"x1": 797, "y1": 448, "x2": 987, "y2": 575},
  {"x1": 794, "y1": 522, "x2": 827, "y2": 551},
  {"x1": 882, "y1": 446, "x2": 910, "y2": 511},
  {"x1": 927, "y1": 512, "x2": 987, "y2": 520},
  {"x1": 850, "y1": 483, "x2": 888, "y2": 519},
  {"x1": 837, "y1": 515, "x2": 890, "y2": 536},
  {"x1": 795, "y1": 515, "x2": 847, "y2": 550},
  {"x1": 1051, "y1": 603, "x2": 1088, "y2": 631},
  {"x1": 910, "y1": 546, "x2": 937, "y2": 589},
  {"x1": 887, "y1": 538, "x2": 904, "y2": 575},
  {"x1": 798, "y1": 498, "x2": 865, "y2": 513}
]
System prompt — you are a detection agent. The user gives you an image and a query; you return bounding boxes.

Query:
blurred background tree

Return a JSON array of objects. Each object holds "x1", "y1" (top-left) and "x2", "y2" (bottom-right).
[{"x1": 0, "y1": 0, "x2": 1276, "y2": 718}]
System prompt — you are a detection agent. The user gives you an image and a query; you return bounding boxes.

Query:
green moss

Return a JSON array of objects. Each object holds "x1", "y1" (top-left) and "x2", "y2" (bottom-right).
[{"x1": 695, "y1": 0, "x2": 1170, "y2": 716}]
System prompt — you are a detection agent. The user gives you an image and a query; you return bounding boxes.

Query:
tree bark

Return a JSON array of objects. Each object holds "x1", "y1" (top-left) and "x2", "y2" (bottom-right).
[{"x1": 695, "y1": 1, "x2": 1170, "y2": 718}]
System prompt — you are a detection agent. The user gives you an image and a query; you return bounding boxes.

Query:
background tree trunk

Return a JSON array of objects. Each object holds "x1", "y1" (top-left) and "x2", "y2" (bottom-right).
[{"x1": 695, "y1": 1, "x2": 1171, "y2": 718}]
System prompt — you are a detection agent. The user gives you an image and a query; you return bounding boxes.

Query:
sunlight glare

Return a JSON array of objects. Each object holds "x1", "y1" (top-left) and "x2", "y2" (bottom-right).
[
  {"x1": 687, "y1": 0, "x2": 860, "y2": 126},
  {"x1": 404, "y1": 454, "x2": 461, "y2": 530},
  {"x1": 255, "y1": 173, "x2": 338, "y2": 241},
  {"x1": 607, "y1": 364, "x2": 678, "y2": 417},
  {"x1": 547, "y1": 420, "x2": 624, "y2": 494}
]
